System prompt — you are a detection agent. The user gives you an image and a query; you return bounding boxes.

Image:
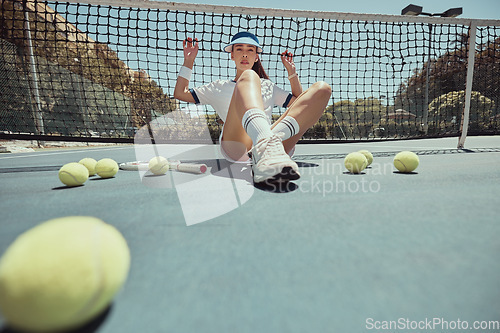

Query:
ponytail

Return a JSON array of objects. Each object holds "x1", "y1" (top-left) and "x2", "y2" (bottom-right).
[{"x1": 252, "y1": 58, "x2": 269, "y2": 80}]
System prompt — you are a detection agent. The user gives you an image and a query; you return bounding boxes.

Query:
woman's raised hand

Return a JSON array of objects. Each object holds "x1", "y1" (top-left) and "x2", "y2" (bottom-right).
[
  {"x1": 183, "y1": 37, "x2": 199, "y2": 65},
  {"x1": 280, "y1": 50, "x2": 296, "y2": 76}
]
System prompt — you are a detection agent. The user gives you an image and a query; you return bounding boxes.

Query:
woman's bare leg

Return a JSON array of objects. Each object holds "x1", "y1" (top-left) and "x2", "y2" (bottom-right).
[
  {"x1": 271, "y1": 81, "x2": 332, "y2": 153},
  {"x1": 221, "y1": 69, "x2": 265, "y2": 161}
]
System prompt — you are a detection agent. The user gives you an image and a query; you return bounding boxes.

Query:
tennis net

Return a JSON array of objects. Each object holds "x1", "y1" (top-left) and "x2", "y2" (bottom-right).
[{"x1": 1, "y1": 0, "x2": 499, "y2": 144}]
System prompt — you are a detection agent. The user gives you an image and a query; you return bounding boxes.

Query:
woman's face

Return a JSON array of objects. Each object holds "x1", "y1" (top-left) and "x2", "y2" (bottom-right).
[{"x1": 231, "y1": 44, "x2": 258, "y2": 71}]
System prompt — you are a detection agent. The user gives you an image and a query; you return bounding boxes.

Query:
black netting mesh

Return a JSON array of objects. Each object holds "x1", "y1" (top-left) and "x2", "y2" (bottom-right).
[{"x1": 1, "y1": 0, "x2": 499, "y2": 142}]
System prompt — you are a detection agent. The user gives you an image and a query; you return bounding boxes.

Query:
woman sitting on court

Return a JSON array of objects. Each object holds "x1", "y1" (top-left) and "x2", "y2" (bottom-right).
[{"x1": 174, "y1": 31, "x2": 331, "y2": 184}]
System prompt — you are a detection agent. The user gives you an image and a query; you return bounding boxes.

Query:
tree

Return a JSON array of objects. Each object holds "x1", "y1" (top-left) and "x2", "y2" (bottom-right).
[
  {"x1": 354, "y1": 97, "x2": 386, "y2": 123},
  {"x1": 323, "y1": 98, "x2": 389, "y2": 139},
  {"x1": 428, "y1": 90, "x2": 495, "y2": 134},
  {"x1": 395, "y1": 33, "x2": 500, "y2": 127},
  {"x1": 327, "y1": 100, "x2": 357, "y2": 124}
]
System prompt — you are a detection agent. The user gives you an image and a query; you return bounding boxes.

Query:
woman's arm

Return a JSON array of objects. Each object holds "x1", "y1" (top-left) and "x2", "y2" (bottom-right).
[
  {"x1": 281, "y1": 50, "x2": 303, "y2": 104},
  {"x1": 173, "y1": 38, "x2": 199, "y2": 103}
]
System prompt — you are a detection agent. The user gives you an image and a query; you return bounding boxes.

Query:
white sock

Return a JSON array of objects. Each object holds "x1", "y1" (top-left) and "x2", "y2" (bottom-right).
[
  {"x1": 272, "y1": 116, "x2": 300, "y2": 140},
  {"x1": 242, "y1": 108, "x2": 273, "y2": 144}
]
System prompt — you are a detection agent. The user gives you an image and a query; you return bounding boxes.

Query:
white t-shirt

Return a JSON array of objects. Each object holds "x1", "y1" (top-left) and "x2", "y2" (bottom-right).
[{"x1": 190, "y1": 79, "x2": 293, "y2": 122}]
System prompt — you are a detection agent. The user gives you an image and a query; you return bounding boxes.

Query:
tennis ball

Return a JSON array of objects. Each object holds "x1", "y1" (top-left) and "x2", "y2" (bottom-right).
[
  {"x1": 95, "y1": 158, "x2": 118, "y2": 178},
  {"x1": 358, "y1": 150, "x2": 374, "y2": 166},
  {"x1": 394, "y1": 151, "x2": 419, "y2": 173},
  {"x1": 79, "y1": 157, "x2": 97, "y2": 176},
  {"x1": 148, "y1": 156, "x2": 169, "y2": 175},
  {"x1": 58, "y1": 162, "x2": 89, "y2": 187},
  {"x1": 344, "y1": 152, "x2": 368, "y2": 174},
  {"x1": 0, "y1": 216, "x2": 130, "y2": 333}
]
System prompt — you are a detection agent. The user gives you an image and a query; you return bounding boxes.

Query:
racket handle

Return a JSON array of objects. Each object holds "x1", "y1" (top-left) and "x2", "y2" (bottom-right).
[{"x1": 175, "y1": 163, "x2": 207, "y2": 174}]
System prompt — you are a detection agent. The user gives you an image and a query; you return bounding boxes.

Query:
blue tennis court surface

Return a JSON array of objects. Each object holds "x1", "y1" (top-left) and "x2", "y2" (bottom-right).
[{"x1": 1, "y1": 136, "x2": 499, "y2": 332}]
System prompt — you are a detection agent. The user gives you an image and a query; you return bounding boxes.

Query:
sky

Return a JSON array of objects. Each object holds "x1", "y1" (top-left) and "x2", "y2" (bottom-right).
[{"x1": 170, "y1": 0, "x2": 500, "y2": 20}]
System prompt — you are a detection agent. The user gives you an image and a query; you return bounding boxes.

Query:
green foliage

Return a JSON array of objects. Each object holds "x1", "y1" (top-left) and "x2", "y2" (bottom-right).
[
  {"x1": 428, "y1": 90, "x2": 495, "y2": 134},
  {"x1": 376, "y1": 119, "x2": 420, "y2": 138},
  {"x1": 395, "y1": 34, "x2": 500, "y2": 133},
  {"x1": 303, "y1": 121, "x2": 327, "y2": 139},
  {"x1": 319, "y1": 112, "x2": 333, "y2": 122},
  {"x1": 326, "y1": 98, "x2": 387, "y2": 124},
  {"x1": 205, "y1": 114, "x2": 222, "y2": 143},
  {"x1": 354, "y1": 97, "x2": 386, "y2": 123}
]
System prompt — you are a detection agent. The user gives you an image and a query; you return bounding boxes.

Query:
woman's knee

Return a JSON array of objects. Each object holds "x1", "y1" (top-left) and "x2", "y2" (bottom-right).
[
  {"x1": 312, "y1": 81, "x2": 332, "y2": 99},
  {"x1": 237, "y1": 69, "x2": 260, "y2": 83}
]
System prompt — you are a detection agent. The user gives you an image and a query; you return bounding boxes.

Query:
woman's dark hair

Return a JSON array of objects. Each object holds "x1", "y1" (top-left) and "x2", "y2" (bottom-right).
[{"x1": 252, "y1": 57, "x2": 269, "y2": 79}]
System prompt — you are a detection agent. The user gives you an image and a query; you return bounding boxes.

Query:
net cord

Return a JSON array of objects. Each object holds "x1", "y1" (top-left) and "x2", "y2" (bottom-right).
[{"x1": 54, "y1": 0, "x2": 500, "y2": 27}]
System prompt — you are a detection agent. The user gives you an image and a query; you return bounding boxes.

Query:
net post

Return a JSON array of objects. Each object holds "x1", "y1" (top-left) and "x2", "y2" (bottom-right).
[
  {"x1": 457, "y1": 21, "x2": 477, "y2": 149},
  {"x1": 23, "y1": 0, "x2": 45, "y2": 145},
  {"x1": 421, "y1": 23, "x2": 432, "y2": 135}
]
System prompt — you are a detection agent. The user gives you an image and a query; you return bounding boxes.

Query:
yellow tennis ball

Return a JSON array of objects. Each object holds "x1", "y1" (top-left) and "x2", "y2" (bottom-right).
[
  {"x1": 0, "y1": 216, "x2": 130, "y2": 333},
  {"x1": 358, "y1": 150, "x2": 373, "y2": 166},
  {"x1": 394, "y1": 151, "x2": 420, "y2": 173},
  {"x1": 58, "y1": 162, "x2": 89, "y2": 187},
  {"x1": 79, "y1": 158, "x2": 97, "y2": 176},
  {"x1": 95, "y1": 158, "x2": 118, "y2": 178},
  {"x1": 148, "y1": 156, "x2": 169, "y2": 175},
  {"x1": 344, "y1": 152, "x2": 368, "y2": 174}
]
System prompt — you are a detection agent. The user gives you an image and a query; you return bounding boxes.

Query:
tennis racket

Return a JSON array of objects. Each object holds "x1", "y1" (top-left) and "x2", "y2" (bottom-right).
[{"x1": 119, "y1": 160, "x2": 208, "y2": 174}]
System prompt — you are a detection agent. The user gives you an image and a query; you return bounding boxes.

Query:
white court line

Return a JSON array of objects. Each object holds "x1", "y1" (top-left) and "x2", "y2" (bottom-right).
[
  {"x1": 357, "y1": 144, "x2": 454, "y2": 150},
  {"x1": 0, "y1": 146, "x2": 132, "y2": 160},
  {"x1": 302, "y1": 144, "x2": 458, "y2": 151}
]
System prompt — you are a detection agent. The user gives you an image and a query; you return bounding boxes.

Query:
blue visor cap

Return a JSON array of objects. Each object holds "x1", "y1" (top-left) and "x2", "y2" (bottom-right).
[{"x1": 223, "y1": 31, "x2": 263, "y2": 53}]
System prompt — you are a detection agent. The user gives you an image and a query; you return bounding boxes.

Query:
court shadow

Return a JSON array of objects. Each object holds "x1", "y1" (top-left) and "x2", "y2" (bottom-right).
[
  {"x1": 207, "y1": 159, "x2": 252, "y2": 181},
  {"x1": 204, "y1": 159, "x2": 304, "y2": 193},
  {"x1": 137, "y1": 155, "x2": 307, "y2": 194},
  {"x1": 89, "y1": 177, "x2": 115, "y2": 181},
  {"x1": 0, "y1": 305, "x2": 112, "y2": 333},
  {"x1": 52, "y1": 185, "x2": 84, "y2": 190},
  {"x1": 295, "y1": 161, "x2": 319, "y2": 168},
  {"x1": 254, "y1": 181, "x2": 299, "y2": 193},
  {"x1": 393, "y1": 171, "x2": 419, "y2": 175},
  {"x1": 342, "y1": 171, "x2": 367, "y2": 175}
]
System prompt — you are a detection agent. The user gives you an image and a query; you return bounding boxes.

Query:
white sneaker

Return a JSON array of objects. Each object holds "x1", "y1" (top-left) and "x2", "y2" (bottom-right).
[{"x1": 250, "y1": 135, "x2": 300, "y2": 184}]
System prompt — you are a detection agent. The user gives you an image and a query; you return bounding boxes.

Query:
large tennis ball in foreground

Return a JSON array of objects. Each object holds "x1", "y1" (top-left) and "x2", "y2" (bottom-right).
[
  {"x1": 95, "y1": 158, "x2": 118, "y2": 178},
  {"x1": 393, "y1": 151, "x2": 419, "y2": 173},
  {"x1": 0, "y1": 216, "x2": 130, "y2": 332},
  {"x1": 58, "y1": 162, "x2": 89, "y2": 187},
  {"x1": 344, "y1": 152, "x2": 368, "y2": 174}
]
